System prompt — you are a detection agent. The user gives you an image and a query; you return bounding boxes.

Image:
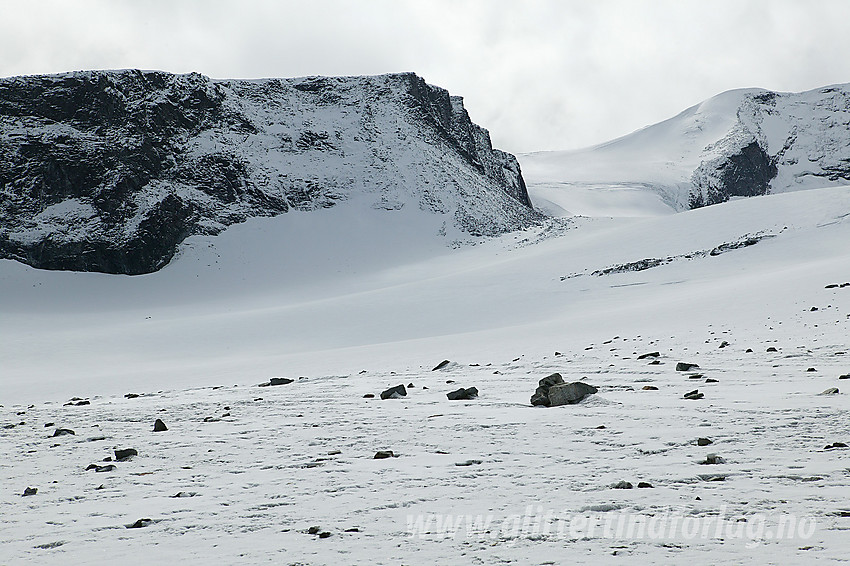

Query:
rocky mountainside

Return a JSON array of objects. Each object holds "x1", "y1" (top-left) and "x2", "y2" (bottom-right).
[
  {"x1": 521, "y1": 84, "x2": 850, "y2": 212},
  {"x1": 0, "y1": 70, "x2": 540, "y2": 274}
]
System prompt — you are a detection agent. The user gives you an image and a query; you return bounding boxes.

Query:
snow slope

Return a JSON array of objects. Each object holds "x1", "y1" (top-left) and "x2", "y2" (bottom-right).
[
  {"x1": 521, "y1": 84, "x2": 850, "y2": 213},
  {"x1": 2, "y1": 185, "x2": 849, "y2": 564}
]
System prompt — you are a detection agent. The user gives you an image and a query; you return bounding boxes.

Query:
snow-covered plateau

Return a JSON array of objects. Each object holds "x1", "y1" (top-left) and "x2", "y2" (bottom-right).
[{"x1": 1, "y1": 74, "x2": 849, "y2": 565}]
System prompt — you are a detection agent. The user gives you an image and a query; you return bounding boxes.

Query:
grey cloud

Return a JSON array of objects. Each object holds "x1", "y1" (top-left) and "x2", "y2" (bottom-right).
[{"x1": 2, "y1": 0, "x2": 850, "y2": 152}]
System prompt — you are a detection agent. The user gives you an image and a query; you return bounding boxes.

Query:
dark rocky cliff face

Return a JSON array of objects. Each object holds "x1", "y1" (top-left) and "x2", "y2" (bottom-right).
[
  {"x1": 0, "y1": 70, "x2": 539, "y2": 274},
  {"x1": 687, "y1": 85, "x2": 850, "y2": 209},
  {"x1": 689, "y1": 140, "x2": 778, "y2": 208}
]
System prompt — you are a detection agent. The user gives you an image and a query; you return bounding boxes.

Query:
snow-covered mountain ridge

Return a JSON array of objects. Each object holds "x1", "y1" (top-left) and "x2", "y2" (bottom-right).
[
  {"x1": 0, "y1": 70, "x2": 539, "y2": 274},
  {"x1": 521, "y1": 84, "x2": 850, "y2": 214}
]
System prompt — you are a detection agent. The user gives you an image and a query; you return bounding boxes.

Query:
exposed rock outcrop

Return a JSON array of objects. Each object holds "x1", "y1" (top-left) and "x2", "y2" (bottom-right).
[
  {"x1": 0, "y1": 70, "x2": 540, "y2": 274},
  {"x1": 690, "y1": 140, "x2": 777, "y2": 207}
]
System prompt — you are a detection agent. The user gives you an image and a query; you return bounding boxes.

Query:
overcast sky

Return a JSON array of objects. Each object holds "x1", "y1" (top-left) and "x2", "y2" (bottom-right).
[{"x1": 3, "y1": 0, "x2": 850, "y2": 153}]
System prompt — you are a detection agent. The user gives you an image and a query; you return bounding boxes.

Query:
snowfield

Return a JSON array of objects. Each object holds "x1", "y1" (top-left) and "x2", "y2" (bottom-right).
[{"x1": 1, "y1": 183, "x2": 850, "y2": 564}]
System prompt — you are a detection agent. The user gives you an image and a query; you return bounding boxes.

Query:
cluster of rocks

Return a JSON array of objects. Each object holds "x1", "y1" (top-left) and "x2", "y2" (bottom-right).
[
  {"x1": 307, "y1": 525, "x2": 332, "y2": 539},
  {"x1": 612, "y1": 481, "x2": 654, "y2": 489},
  {"x1": 84, "y1": 447, "x2": 139, "y2": 474},
  {"x1": 374, "y1": 379, "x2": 479, "y2": 402},
  {"x1": 530, "y1": 373, "x2": 598, "y2": 407},
  {"x1": 13, "y1": 401, "x2": 176, "y2": 508}
]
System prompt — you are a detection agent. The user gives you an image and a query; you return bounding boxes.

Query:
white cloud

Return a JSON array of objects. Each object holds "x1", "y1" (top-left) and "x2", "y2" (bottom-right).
[{"x1": 3, "y1": 0, "x2": 850, "y2": 152}]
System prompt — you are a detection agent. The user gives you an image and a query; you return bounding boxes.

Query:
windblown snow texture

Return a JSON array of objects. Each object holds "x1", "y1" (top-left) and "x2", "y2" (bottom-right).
[{"x1": 0, "y1": 70, "x2": 539, "y2": 274}]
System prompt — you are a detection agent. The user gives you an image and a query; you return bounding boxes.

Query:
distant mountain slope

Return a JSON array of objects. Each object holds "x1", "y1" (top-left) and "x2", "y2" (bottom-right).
[
  {"x1": 0, "y1": 70, "x2": 540, "y2": 274},
  {"x1": 521, "y1": 84, "x2": 850, "y2": 213}
]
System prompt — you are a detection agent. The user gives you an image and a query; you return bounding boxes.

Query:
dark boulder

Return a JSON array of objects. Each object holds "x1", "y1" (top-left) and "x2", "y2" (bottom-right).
[
  {"x1": 432, "y1": 360, "x2": 451, "y2": 371},
  {"x1": 676, "y1": 362, "x2": 700, "y2": 371},
  {"x1": 373, "y1": 450, "x2": 394, "y2": 459},
  {"x1": 637, "y1": 352, "x2": 660, "y2": 359},
  {"x1": 52, "y1": 428, "x2": 75, "y2": 437},
  {"x1": 380, "y1": 384, "x2": 407, "y2": 400},
  {"x1": 22, "y1": 487, "x2": 37, "y2": 496},
  {"x1": 127, "y1": 518, "x2": 153, "y2": 529},
  {"x1": 259, "y1": 377, "x2": 294, "y2": 387},
  {"x1": 153, "y1": 419, "x2": 168, "y2": 432},
  {"x1": 447, "y1": 387, "x2": 478, "y2": 400},
  {"x1": 115, "y1": 448, "x2": 138, "y2": 461},
  {"x1": 547, "y1": 382, "x2": 598, "y2": 406}
]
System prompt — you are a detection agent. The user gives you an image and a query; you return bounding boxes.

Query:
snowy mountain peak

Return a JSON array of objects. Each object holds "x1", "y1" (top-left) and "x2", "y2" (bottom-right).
[
  {"x1": 521, "y1": 83, "x2": 850, "y2": 215},
  {"x1": 0, "y1": 70, "x2": 540, "y2": 274}
]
